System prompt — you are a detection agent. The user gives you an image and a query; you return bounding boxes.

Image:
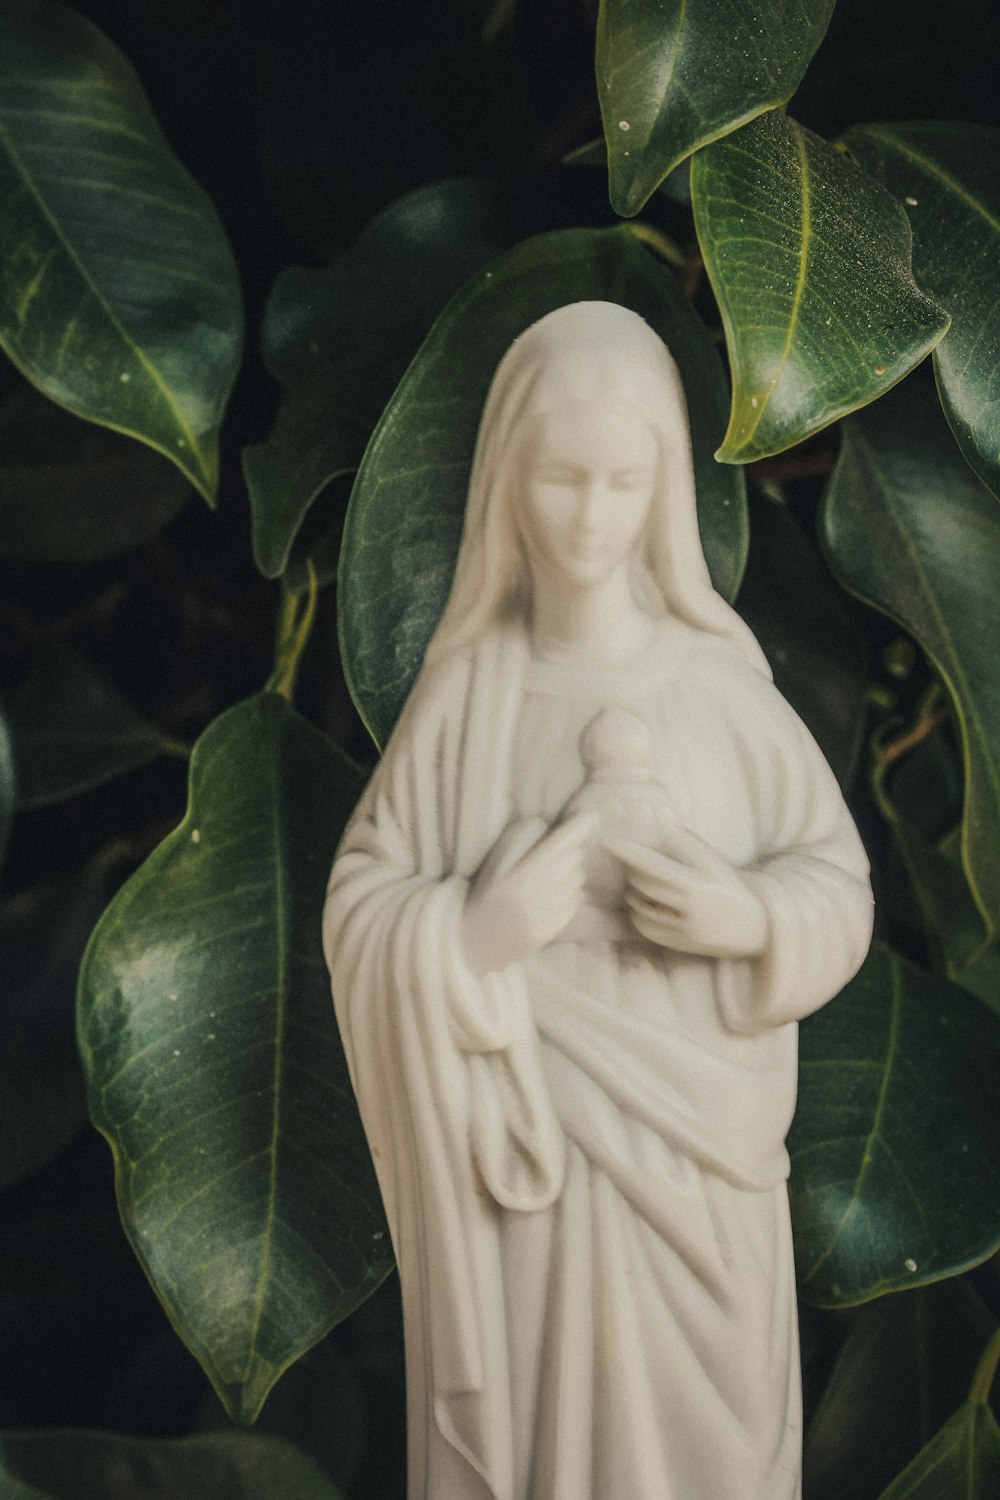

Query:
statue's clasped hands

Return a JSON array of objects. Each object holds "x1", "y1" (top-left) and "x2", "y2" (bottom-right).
[
  {"x1": 461, "y1": 813, "x2": 595, "y2": 976},
  {"x1": 462, "y1": 813, "x2": 767, "y2": 974},
  {"x1": 608, "y1": 826, "x2": 768, "y2": 959}
]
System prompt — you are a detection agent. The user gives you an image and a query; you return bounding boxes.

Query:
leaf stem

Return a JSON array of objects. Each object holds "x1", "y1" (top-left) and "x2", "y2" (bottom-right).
[
  {"x1": 159, "y1": 734, "x2": 193, "y2": 761},
  {"x1": 482, "y1": 0, "x2": 518, "y2": 41},
  {"x1": 970, "y1": 1324, "x2": 1000, "y2": 1406},
  {"x1": 871, "y1": 683, "x2": 947, "y2": 789},
  {"x1": 629, "y1": 222, "x2": 687, "y2": 269},
  {"x1": 266, "y1": 561, "x2": 319, "y2": 702}
]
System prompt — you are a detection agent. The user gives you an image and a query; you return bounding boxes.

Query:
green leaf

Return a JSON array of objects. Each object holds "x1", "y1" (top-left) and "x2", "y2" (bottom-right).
[
  {"x1": 8, "y1": 647, "x2": 184, "y2": 809},
  {"x1": 691, "y1": 110, "x2": 950, "y2": 461},
  {"x1": 597, "y1": 0, "x2": 837, "y2": 216},
  {"x1": 78, "y1": 695, "x2": 390, "y2": 1423},
  {"x1": 0, "y1": 383, "x2": 190, "y2": 562},
  {"x1": 0, "y1": 1430, "x2": 342, "y2": 1500},
  {"x1": 245, "y1": 179, "x2": 541, "y2": 581},
  {"x1": 0, "y1": 863, "x2": 109, "y2": 1190},
  {"x1": 845, "y1": 123, "x2": 1000, "y2": 501},
  {"x1": 790, "y1": 942, "x2": 1000, "y2": 1306},
  {"x1": 564, "y1": 137, "x2": 694, "y2": 206},
  {"x1": 736, "y1": 488, "x2": 868, "y2": 788},
  {"x1": 262, "y1": 179, "x2": 541, "y2": 388},
  {"x1": 877, "y1": 1394, "x2": 1000, "y2": 1499},
  {"x1": 340, "y1": 225, "x2": 747, "y2": 748},
  {"x1": 873, "y1": 732, "x2": 1000, "y2": 1015},
  {"x1": 0, "y1": 0, "x2": 243, "y2": 502},
  {"x1": 804, "y1": 1281, "x2": 995, "y2": 1500},
  {"x1": 244, "y1": 366, "x2": 395, "y2": 584},
  {"x1": 821, "y1": 381, "x2": 1000, "y2": 938}
]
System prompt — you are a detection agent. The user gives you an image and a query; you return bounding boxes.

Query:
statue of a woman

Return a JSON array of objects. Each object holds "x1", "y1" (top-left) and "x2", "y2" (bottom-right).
[{"x1": 323, "y1": 301, "x2": 873, "y2": 1500}]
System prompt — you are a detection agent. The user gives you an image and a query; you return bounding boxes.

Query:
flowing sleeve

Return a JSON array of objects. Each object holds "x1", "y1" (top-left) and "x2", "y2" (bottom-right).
[
  {"x1": 712, "y1": 675, "x2": 874, "y2": 1036},
  {"x1": 322, "y1": 647, "x2": 570, "y2": 1494},
  {"x1": 322, "y1": 650, "x2": 566, "y2": 1316}
]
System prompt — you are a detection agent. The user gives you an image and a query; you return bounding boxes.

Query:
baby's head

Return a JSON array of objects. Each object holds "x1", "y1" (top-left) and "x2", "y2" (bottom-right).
[{"x1": 579, "y1": 707, "x2": 654, "y2": 782}]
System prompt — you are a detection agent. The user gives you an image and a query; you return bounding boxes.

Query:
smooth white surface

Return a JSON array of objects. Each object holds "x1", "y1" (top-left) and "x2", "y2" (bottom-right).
[{"x1": 323, "y1": 302, "x2": 873, "y2": 1500}]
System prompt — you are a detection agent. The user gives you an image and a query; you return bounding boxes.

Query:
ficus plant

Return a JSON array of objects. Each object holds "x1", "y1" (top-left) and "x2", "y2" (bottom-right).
[{"x1": 0, "y1": 0, "x2": 998, "y2": 1495}]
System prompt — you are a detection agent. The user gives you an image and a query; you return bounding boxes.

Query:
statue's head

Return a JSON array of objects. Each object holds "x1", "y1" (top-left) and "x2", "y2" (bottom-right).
[{"x1": 424, "y1": 301, "x2": 768, "y2": 675}]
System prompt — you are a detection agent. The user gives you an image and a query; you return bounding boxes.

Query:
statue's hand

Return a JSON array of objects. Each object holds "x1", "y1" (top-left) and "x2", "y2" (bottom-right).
[
  {"x1": 608, "y1": 827, "x2": 767, "y2": 959},
  {"x1": 461, "y1": 813, "x2": 593, "y2": 975}
]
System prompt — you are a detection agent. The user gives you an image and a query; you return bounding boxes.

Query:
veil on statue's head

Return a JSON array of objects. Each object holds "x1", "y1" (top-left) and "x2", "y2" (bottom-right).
[{"x1": 424, "y1": 300, "x2": 770, "y2": 677}]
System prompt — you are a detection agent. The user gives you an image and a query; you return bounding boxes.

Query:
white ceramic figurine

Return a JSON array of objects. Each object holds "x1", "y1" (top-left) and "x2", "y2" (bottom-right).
[{"x1": 323, "y1": 301, "x2": 873, "y2": 1500}]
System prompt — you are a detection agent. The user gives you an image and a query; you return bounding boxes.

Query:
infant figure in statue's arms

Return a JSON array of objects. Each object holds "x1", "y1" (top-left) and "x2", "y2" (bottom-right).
[{"x1": 558, "y1": 705, "x2": 678, "y2": 942}]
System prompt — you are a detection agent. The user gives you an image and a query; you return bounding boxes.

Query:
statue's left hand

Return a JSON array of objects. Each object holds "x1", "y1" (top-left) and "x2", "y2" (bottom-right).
[{"x1": 608, "y1": 828, "x2": 767, "y2": 959}]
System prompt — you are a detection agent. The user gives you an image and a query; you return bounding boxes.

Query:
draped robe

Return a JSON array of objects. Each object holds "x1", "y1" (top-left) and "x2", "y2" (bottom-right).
[{"x1": 323, "y1": 615, "x2": 873, "y2": 1500}]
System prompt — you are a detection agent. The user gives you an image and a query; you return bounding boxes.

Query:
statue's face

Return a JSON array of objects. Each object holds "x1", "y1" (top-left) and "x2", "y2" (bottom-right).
[{"x1": 516, "y1": 399, "x2": 658, "y2": 592}]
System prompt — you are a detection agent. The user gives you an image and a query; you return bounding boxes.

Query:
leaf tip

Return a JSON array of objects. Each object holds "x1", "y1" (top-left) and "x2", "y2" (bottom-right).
[
  {"x1": 606, "y1": 148, "x2": 667, "y2": 220},
  {"x1": 714, "y1": 398, "x2": 769, "y2": 464},
  {"x1": 214, "y1": 1364, "x2": 278, "y2": 1427}
]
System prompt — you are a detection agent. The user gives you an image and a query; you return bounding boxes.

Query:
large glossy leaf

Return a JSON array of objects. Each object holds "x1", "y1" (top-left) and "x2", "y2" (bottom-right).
[
  {"x1": 804, "y1": 1281, "x2": 995, "y2": 1500},
  {"x1": 691, "y1": 110, "x2": 950, "y2": 462},
  {"x1": 340, "y1": 226, "x2": 747, "y2": 748},
  {"x1": 8, "y1": 647, "x2": 184, "y2": 808},
  {"x1": 0, "y1": 863, "x2": 109, "y2": 1190},
  {"x1": 790, "y1": 942, "x2": 1000, "y2": 1306},
  {"x1": 596, "y1": 0, "x2": 836, "y2": 216},
  {"x1": 245, "y1": 179, "x2": 546, "y2": 582},
  {"x1": 0, "y1": 1430, "x2": 341, "y2": 1500},
  {"x1": 736, "y1": 488, "x2": 868, "y2": 788},
  {"x1": 822, "y1": 381, "x2": 1000, "y2": 937},
  {"x1": 0, "y1": 383, "x2": 189, "y2": 562},
  {"x1": 78, "y1": 695, "x2": 390, "y2": 1423},
  {"x1": 846, "y1": 123, "x2": 1000, "y2": 500},
  {"x1": 0, "y1": 0, "x2": 242, "y2": 502}
]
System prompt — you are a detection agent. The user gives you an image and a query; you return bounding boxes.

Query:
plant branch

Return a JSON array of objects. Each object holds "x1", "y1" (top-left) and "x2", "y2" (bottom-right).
[
  {"x1": 970, "y1": 1324, "x2": 1000, "y2": 1406},
  {"x1": 266, "y1": 562, "x2": 319, "y2": 703}
]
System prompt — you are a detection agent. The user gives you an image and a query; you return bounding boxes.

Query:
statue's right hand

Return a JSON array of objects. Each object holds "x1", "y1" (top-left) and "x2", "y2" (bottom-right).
[{"x1": 461, "y1": 813, "x2": 594, "y2": 975}]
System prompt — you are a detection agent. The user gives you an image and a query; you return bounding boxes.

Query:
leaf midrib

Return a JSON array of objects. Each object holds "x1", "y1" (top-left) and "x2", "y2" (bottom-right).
[{"x1": 735, "y1": 117, "x2": 812, "y2": 447}]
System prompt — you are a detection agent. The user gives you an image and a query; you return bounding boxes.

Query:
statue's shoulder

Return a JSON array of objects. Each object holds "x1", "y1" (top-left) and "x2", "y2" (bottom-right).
[{"x1": 685, "y1": 629, "x2": 800, "y2": 736}]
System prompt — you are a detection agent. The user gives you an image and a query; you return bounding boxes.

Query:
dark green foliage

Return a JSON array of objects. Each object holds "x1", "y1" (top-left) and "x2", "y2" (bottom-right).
[{"x1": 1, "y1": 0, "x2": 999, "y2": 1492}]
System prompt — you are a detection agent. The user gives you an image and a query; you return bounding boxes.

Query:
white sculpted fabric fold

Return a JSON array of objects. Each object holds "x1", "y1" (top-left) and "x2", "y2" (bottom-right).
[{"x1": 323, "y1": 301, "x2": 873, "y2": 1500}]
